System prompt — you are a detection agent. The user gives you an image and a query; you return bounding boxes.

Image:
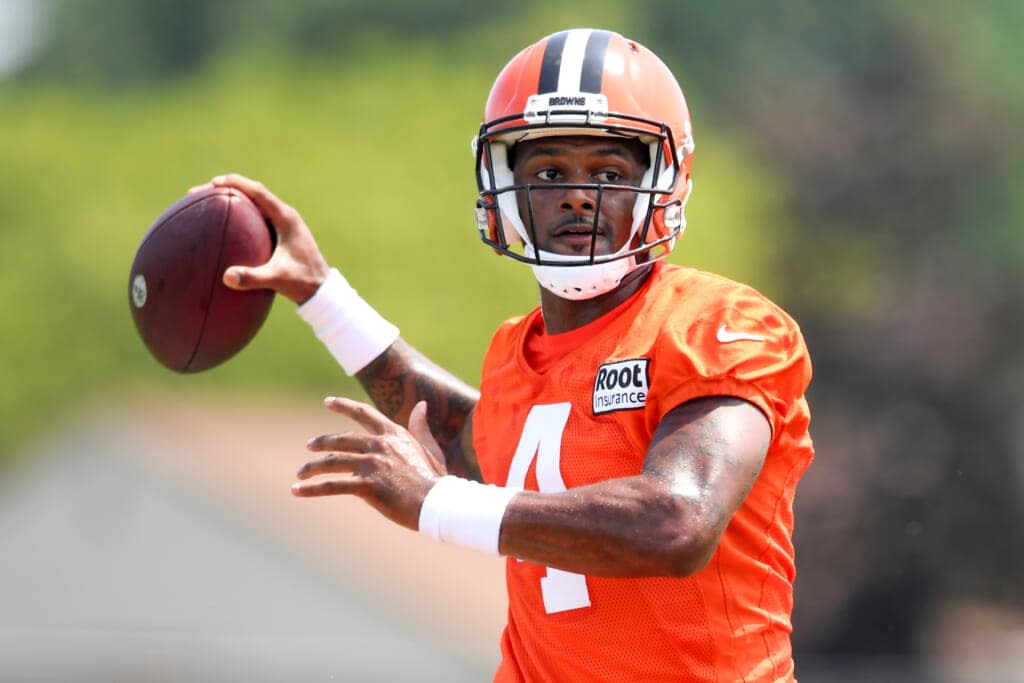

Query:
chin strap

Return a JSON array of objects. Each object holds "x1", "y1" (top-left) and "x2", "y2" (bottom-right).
[{"x1": 525, "y1": 245, "x2": 636, "y2": 300}]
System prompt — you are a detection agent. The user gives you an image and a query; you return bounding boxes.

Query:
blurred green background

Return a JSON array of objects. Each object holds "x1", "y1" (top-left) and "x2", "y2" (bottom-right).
[
  {"x1": 2, "y1": 0, "x2": 1022, "y2": 679},
  {"x1": 1, "y1": 0, "x2": 795, "y2": 453}
]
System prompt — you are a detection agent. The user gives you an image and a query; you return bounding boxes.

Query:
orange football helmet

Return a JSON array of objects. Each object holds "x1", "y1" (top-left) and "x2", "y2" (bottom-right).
[{"x1": 473, "y1": 28, "x2": 695, "y2": 299}]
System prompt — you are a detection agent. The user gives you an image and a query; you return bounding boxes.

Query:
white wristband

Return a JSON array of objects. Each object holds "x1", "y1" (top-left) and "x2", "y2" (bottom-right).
[
  {"x1": 296, "y1": 268, "x2": 400, "y2": 375},
  {"x1": 418, "y1": 476, "x2": 520, "y2": 555}
]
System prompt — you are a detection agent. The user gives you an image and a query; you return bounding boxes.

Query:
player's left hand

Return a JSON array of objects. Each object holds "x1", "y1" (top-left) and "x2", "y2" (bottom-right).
[{"x1": 293, "y1": 397, "x2": 447, "y2": 531}]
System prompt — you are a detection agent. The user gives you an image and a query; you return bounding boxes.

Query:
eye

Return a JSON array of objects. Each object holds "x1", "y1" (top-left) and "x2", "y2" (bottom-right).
[
  {"x1": 595, "y1": 170, "x2": 622, "y2": 183},
  {"x1": 535, "y1": 168, "x2": 560, "y2": 181}
]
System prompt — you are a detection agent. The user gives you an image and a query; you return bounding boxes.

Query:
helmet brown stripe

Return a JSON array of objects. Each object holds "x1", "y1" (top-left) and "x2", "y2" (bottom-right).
[
  {"x1": 537, "y1": 30, "x2": 569, "y2": 94},
  {"x1": 579, "y1": 30, "x2": 613, "y2": 94}
]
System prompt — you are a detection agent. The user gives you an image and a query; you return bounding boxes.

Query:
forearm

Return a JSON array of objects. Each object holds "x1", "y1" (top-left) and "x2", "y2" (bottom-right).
[
  {"x1": 498, "y1": 476, "x2": 717, "y2": 578},
  {"x1": 356, "y1": 339, "x2": 481, "y2": 479},
  {"x1": 422, "y1": 398, "x2": 767, "y2": 575}
]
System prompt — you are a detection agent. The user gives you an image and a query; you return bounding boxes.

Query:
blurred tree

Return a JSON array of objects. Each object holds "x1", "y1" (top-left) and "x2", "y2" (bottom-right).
[
  {"x1": 647, "y1": 1, "x2": 1024, "y2": 671},
  {"x1": 21, "y1": 0, "x2": 220, "y2": 84},
  {"x1": 648, "y1": 2, "x2": 1019, "y2": 272},
  {"x1": 20, "y1": 0, "x2": 511, "y2": 86}
]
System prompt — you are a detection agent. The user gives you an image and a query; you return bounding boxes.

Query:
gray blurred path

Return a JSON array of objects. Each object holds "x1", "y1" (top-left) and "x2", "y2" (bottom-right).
[{"x1": 0, "y1": 413, "x2": 497, "y2": 682}]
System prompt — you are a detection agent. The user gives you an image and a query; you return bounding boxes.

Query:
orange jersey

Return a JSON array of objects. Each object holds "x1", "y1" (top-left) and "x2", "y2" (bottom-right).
[{"x1": 473, "y1": 262, "x2": 814, "y2": 682}]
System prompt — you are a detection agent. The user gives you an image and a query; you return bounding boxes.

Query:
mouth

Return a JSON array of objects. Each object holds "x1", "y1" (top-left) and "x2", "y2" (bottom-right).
[
  {"x1": 557, "y1": 218, "x2": 602, "y2": 236},
  {"x1": 552, "y1": 220, "x2": 603, "y2": 238},
  {"x1": 557, "y1": 225, "x2": 602, "y2": 239},
  {"x1": 546, "y1": 222, "x2": 610, "y2": 255}
]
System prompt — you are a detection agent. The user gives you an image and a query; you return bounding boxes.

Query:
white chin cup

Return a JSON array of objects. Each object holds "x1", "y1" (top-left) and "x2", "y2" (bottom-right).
[{"x1": 525, "y1": 245, "x2": 636, "y2": 301}]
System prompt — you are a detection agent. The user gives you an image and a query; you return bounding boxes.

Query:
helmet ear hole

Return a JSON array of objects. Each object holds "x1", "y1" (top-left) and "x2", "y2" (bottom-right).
[
  {"x1": 477, "y1": 140, "x2": 528, "y2": 248},
  {"x1": 489, "y1": 143, "x2": 528, "y2": 246},
  {"x1": 663, "y1": 204, "x2": 683, "y2": 230}
]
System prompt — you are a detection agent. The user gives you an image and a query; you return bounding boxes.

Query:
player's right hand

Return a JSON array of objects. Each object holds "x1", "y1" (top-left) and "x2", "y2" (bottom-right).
[{"x1": 188, "y1": 174, "x2": 331, "y2": 304}]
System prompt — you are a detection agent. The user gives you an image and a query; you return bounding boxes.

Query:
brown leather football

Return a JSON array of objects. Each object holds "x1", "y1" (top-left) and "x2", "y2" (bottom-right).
[{"x1": 129, "y1": 187, "x2": 275, "y2": 373}]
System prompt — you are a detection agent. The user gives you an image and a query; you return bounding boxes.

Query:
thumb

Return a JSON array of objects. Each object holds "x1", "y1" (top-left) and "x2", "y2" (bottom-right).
[
  {"x1": 409, "y1": 400, "x2": 445, "y2": 472},
  {"x1": 223, "y1": 264, "x2": 274, "y2": 291}
]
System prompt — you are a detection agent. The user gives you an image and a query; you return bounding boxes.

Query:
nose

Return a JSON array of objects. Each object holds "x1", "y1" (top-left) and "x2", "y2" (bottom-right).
[{"x1": 559, "y1": 186, "x2": 596, "y2": 214}]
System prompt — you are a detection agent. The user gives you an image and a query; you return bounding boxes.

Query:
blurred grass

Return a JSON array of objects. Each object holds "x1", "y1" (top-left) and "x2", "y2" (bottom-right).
[{"x1": 0, "y1": 40, "x2": 791, "y2": 460}]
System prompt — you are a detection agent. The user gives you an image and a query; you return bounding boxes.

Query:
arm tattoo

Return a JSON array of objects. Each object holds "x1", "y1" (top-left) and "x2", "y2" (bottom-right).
[
  {"x1": 365, "y1": 376, "x2": 403, "y2": 417},
  {"x1": 356, "y1": 340, "x2": 482, "y2": 480},
  {"x1": 413, "y1": 374, "x2": 472, "y2": 448}
]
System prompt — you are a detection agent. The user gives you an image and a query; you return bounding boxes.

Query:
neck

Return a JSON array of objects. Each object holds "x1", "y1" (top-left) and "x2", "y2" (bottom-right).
[{"x1": 539, "y1": 264, "x2": 654, "y2": 334}]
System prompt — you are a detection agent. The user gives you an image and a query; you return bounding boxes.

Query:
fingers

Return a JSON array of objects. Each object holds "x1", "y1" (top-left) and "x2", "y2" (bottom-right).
[
  {"x1": 408, "y1": 400, "x2": 431, "y2": 444},
  {"x1": 222, "y1": 263, "x2": 276, "y2": 291},
  {"x1": 323, "y1": 396, "x2": 393, "y2": 435},
  {"x1": 295, "y1": 450, "x2": 371, "y2": 480},
  {"x1": 209, "y1": 173, "x2": 297, "y2": 228},
  {"x1": 298, "y1": 430, "x2": 378, "y2": 479},
  {"x1": 195, "y1": 172, "x2": 330, "y2": 304},
  {"x1": 408, "y1": 400, "x2": 445, "y2": 470},
  {"x1": 291, "y1": 479, "x2": 365, "y2": 497},
  {"x1": 305, "y1": 430, "x2": 376, "y2": 454}
]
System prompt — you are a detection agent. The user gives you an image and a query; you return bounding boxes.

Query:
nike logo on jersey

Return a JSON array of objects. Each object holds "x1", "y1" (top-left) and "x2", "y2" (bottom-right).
[
  {"x1": 593, "y1": 358, "x2": 650, "y2": 415},
  {"x1": 716, "y1": 324, "x2": 766, "y2": 344}
]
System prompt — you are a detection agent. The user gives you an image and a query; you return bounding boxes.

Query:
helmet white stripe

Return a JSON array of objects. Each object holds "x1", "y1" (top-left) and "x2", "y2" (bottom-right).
[{"x1": 556, "y1": 29, "x2": 592, "y2": 93}]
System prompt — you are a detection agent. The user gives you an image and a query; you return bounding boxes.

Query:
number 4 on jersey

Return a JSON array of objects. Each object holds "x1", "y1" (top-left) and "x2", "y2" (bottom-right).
[{"x1": 506, "y1": 403, "x2": 592, "y2": 614}]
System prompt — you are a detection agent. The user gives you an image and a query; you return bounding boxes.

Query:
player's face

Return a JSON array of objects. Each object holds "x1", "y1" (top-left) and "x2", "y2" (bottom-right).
[{"x1": 512, "y1": 136, "x2": 648, "y2": 257}]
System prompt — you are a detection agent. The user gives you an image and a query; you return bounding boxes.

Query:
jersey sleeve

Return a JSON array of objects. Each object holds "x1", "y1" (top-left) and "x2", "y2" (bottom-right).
[{"x1": 645, "y1": 284, "x2": 812, "y2": 438}]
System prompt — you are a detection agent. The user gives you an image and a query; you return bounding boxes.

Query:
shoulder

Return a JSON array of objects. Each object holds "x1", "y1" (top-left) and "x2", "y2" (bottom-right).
[
  {"x1": 480, "y1": 309, "x2": 537, "y2": 371},
  {"x1": 651, "y1": 263, "x2": 792, "y2": 319},
  {"x1": 646, "y1": 263, "x2": 804, "y2": 352},
  {"x1": 641, "y1": 264, "x2": 812, "y2": 427},
  {"x1": 488, "y1": 310, "x2": 534, "y2": 348}
]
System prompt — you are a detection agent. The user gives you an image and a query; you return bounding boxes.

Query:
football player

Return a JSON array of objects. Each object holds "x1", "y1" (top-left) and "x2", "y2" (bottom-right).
[{"x1": 205, "y1": 29, "x2": 814, "y2": 683}]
